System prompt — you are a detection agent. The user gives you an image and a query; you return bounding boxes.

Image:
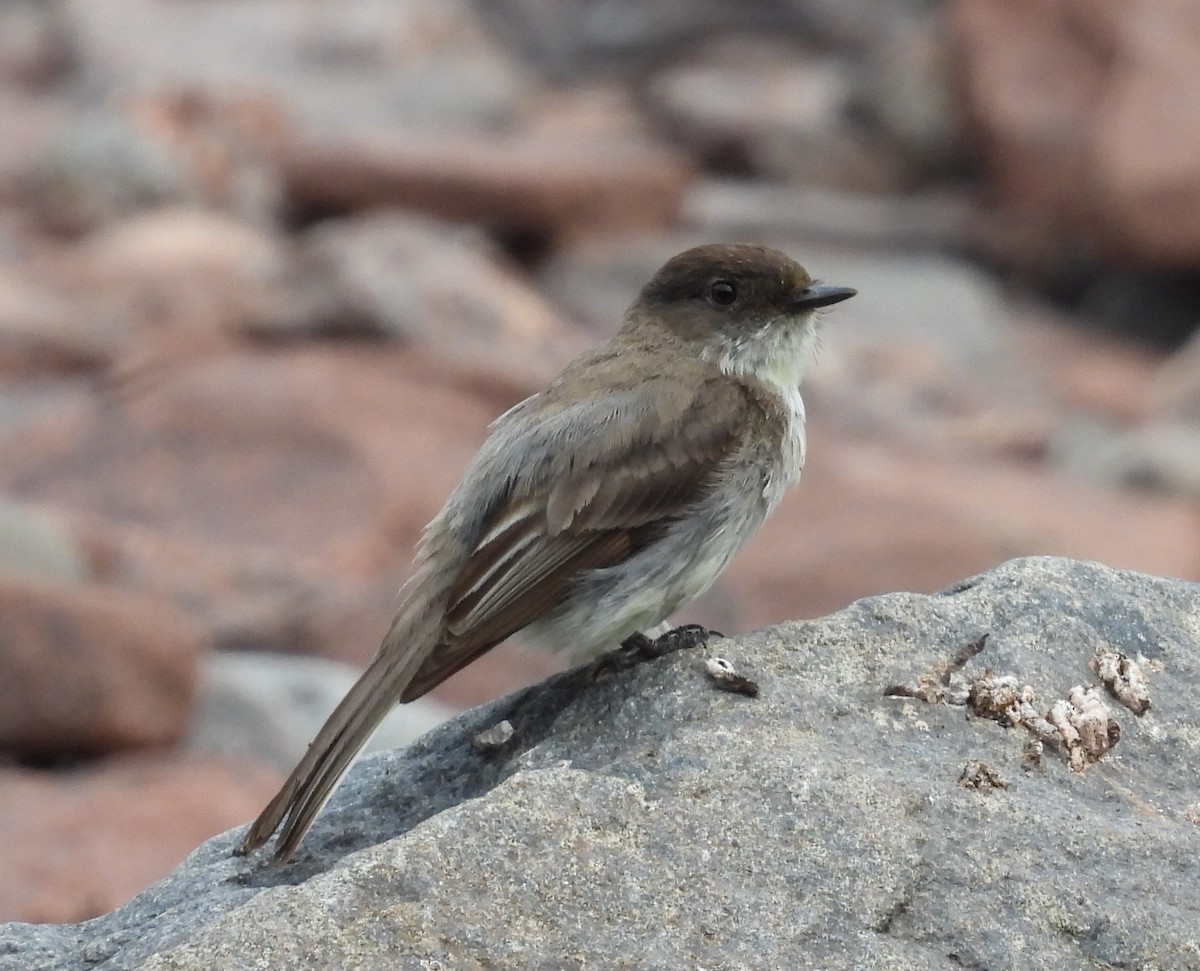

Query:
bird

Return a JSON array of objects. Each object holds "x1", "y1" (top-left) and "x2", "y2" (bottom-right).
[{"x1": 238, "y1": 242, "x2": 856, "y2": 862}]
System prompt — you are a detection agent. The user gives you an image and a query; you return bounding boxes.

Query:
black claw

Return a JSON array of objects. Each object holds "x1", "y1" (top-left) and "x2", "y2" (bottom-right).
[
  {"x1": 649, "y1": 624, "x2": 714, "y2": 655},
  {"x1": 591, "y1": 625, "x2": 718, "y2": 679}
]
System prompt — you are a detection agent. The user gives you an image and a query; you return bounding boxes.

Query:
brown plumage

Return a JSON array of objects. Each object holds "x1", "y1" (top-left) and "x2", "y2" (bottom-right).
[{"x1": 238, "y1": 243, "x2": 855, "y2": 862}]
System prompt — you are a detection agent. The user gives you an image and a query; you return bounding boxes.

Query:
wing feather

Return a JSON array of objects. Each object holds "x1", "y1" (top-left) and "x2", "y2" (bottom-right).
[{"x1": 398, "y1": 370, "x2": 758, "y2": 703}]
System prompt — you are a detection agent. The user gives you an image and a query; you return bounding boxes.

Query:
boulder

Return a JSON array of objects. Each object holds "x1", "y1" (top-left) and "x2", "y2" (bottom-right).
[
  {"x1": 185, "y1": 651, "x2": 456, "y2": 772},
  {"x1": 949, "y1": 0, "x2": 1200, "y2": 268},
  {"x1": 0, "y1": 754, "x2": 282, "y2": 923},
  {"x1": 3, "y1": 557, "x2": 1197, "y2": 968},
  {"x1": 0, "y1": 573, "x2": 206, "y2": 756}
]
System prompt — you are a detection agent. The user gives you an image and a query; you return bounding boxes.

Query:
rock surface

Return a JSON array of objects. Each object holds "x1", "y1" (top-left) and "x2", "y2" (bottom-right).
[
  {"x1": 3, "y1": 557, "x2": 1197, "y2": 968},
  {"x1": 644, "y1": 36, "x2": 904, "y2": 190},
  {"x1": 297, "y1": 213, "x2": 589, "y2": 385},
  {"x1": 718, "y1": 429, "x2": 1200, "y2": 626},
  {"x1": 0, "y1": 755, "x2": 282, "y2": 924},
  {"x1": 0, "y1": 574, "x2": 206, "y2": 755},
  {"x1": 278, "y1": 134, "x2": 692, "y2": 239},
  {"x1": 0, "y1": 345, "x2": 501, "y2": 664},
  {"x1": 949, "y1": 0, "x2": 1200, "y2": 269},
  {"x1": 185, "y1": 651, "x2": 456, "y2": 772},
  {"x1": 0, "y1": 499, "x2": 88, "y2": 584},
  {"x1": 3, "y1": 0, "x2": 1200, "y2": 941}
]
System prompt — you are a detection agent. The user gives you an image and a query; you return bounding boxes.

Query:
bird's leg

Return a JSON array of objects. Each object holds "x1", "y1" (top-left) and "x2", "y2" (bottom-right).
[
  {"x1": 591, "y1": 624, "x2": 721, "y2": 678},
  {"x1": 648, "y1": 623, "x2": 721, "y2": 655}
]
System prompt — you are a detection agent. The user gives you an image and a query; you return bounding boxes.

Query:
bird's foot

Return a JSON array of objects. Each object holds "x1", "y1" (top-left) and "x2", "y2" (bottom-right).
[{"x1": 592, "y1": 624, "x2": 722, "y2": 678}]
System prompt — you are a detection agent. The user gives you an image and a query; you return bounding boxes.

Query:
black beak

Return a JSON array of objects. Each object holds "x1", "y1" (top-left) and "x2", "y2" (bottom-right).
[{"x1": 790, "y1": 283, "x2": 857, "y2": 311}]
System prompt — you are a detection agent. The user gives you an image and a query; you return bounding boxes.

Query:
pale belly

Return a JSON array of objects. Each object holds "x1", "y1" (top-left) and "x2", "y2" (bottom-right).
[{"x1": 525, "y1": 414, "x2": 804, "y2": 663}]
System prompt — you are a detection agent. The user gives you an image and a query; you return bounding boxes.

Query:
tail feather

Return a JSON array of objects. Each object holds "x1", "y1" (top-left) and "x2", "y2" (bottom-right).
[{"x1": 239, "y1": 642, "x2": 429, "y2": 862}]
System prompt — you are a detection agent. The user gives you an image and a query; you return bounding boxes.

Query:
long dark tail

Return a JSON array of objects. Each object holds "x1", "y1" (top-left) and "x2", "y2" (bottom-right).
[{"x1": 238, "y1": 642, "x2": 429, "y2": 863}]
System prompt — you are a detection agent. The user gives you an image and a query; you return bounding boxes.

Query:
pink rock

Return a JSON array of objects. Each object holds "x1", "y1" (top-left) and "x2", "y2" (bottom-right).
[
  {"x1": 0, "y1": 755, "x2": 282, "y2": 922},
  {"x1": 949, "y1": 0, "x2": 1200, "y2": 268},
  {"x1": 0, "y1": 574, "x2": 206, "y2": 755},
  {"x1": 0, "y1": 346, "x2": 505, "y2": 669},
  {"x1": 718, "y1": 427, "x2": 1200, "y2": 628},
  {"x1": 278, "y1": 133, "x2": 692, "y2": 239}
]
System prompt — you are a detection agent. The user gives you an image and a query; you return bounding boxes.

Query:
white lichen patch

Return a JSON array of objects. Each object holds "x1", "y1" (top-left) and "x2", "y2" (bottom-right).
[
  {"x1": 1090, "y1": 647, "x2": 1152, "y2": 715},
  {"x1": 885, "y1": 634, "x2": 1130, "y2": 775},
  {"x1": 968, "y1": 673, "x2": 1119, "y2": 773}
]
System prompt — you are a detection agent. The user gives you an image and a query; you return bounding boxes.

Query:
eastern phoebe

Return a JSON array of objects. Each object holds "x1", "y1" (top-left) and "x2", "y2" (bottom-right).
[{"x1": 239, "y1": 242, "x2": 855, "y2": 862}]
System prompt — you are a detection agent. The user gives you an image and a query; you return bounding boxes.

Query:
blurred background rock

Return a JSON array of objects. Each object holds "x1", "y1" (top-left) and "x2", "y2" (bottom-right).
[{"x1": 1, "y1": 0, "x2": 1198, "y2": 923}]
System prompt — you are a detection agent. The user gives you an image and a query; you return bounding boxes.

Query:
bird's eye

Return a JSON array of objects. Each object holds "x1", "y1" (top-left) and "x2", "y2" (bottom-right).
[{"x1": 710, "y1": 280, "x2": 737, "y2": 305}]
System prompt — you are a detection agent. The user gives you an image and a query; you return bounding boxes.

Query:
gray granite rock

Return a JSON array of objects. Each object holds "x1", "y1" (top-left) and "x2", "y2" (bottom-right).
[
  {"x1": 683, "y1": 180, "x2": 971, "y2": 251},
  {"x1": 3, "y1": 557, "x2": 1199, "y2": 970},
  {"x1": 643, "y1": 37, "x2": 907, "y2": 191},
  {"x1": 64, "y1": 0, "x2": 532, "y2": 135},
  {"x1": 474, "y1": 0, "x2": 936, "y2": 76},
  {"x1": 1055, "y1": 420, "x2": 1200, "y2": 502},
  {"x1": 0, "y1": 497, "x2": 88, "y2": 584},
  {"x1": 185, "y1": 651, "x2": 457, "y2": 772}
]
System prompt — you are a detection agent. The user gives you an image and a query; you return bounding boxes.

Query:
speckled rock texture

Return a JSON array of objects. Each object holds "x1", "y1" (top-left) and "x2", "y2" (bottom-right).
[{"x1": 3, "y1": 557, "x2": 1198, "y2": 970}]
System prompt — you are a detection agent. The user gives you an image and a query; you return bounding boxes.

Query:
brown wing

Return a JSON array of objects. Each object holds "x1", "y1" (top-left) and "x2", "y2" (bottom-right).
[{"x1": 397, "y1": 376, "x2": 751, "y2": 701}]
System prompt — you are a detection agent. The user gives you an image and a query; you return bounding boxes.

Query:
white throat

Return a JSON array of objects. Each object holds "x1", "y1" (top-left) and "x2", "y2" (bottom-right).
[
  {"x1": 704, "y1": 313, "x2": 819, "y2": 401},
  {"x1": 702, "y1": 313, "x2": 816, "y2": 487}
]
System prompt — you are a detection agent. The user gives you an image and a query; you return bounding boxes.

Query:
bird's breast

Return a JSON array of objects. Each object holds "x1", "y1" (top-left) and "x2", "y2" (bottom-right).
[{"x1": 760, "y1": 383, "x2": 807, "y2": 511}]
